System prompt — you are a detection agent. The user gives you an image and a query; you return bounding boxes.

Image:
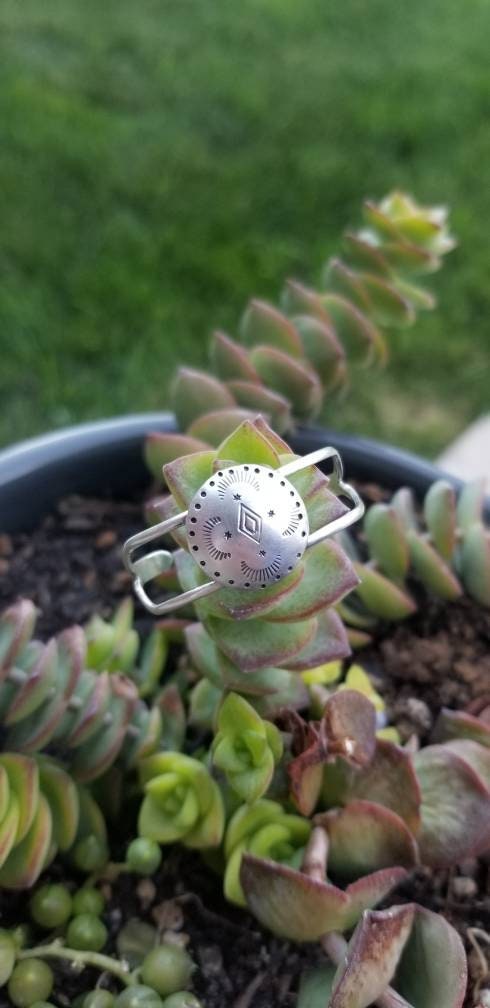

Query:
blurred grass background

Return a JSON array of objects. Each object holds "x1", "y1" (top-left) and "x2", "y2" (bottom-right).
[{"x1": 0, "y1": 0, "x2": 489, "y2": 456}]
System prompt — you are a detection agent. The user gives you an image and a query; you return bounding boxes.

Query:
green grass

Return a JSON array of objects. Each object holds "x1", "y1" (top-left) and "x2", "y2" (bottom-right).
[{"x1": 1, "y1": 0, "x2": 489, "y2": 457}]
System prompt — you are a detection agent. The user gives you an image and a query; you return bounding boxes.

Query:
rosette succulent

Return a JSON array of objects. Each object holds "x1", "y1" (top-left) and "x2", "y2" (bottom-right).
[
  {"x1": 211, "y1": 692, "x2": 283, "y2": 803},
  {"x1": 137, "y1": 752, "x2": 224, "y2": 849}
]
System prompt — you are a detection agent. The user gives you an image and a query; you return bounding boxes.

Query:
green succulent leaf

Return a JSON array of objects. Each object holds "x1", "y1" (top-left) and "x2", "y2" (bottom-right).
[
  {"x1": 172, "y1": 368, "x2": 235, "y2": 431},
  {"x1": 407, "y1": 531, "x2": 462, "y2": 601},
  {"x1": 206, "y1": 614, "x2": 318, "y2": 673},
  {"x1": 211, "y1": 330, "x2": 261, "y2": 382},
  {"x1": 215, "y1": 418, "x2": 281, "y2": 468},
  {"x1": 432, "y1": 707, "x2": 490, "y2": 748},
  {"x1": 249, "y1": 346, "x2": 322, "y2": 419},
  {"x1": 224, "y1": 799, "x2": 310, "y2": 906},
  {"x1": 423, "y1": 480, "x2": 457, "y2": 562},
  {"x1": 187, "y1": 408, "x2": 259, "y2": 445},
  {"x1": 225, "y1": 381, "x2": 291, "y2": 432},
  {"x1": 329, "y1": 904, "x2": 415, "y2": 1008},
  {"x1": 414, "y1": 744, "x2": 490, "y2": 866},
  {"x1": 322, "y1": 739, "x2": 421, "y2": 835},
  {"x1": 320, "y1": 294, "x2": 384, "y2": 364},
  {"x1": 240, "y1": 853, "x2": 407, "y2": 941},
  {"x1": 297, "y1": 965, "x2": 336, "y2": 1008},
  {"x1": 364, "y1": 504, "x2": 409, "y2": 581},
  {"x1": 317, "y1": 800, "x2": 418, "y2": 880},
  {"x1": 240, "y1": 299, "x2": 304, "y2": 357},
  {"x1": 456, "y1": 479, "x2": 485, "y2": 533},
  {"x1": 394, "y1": 904, "x2": 467, "y2": 1008},
  {"x1": 293, "y1": 315, "x2": 345, "y2": 388},
  {"x1": 0, "y1": 793, "x2": 52, "y2": 890},
  {"x1": 138, "y1": 752, "x2": 225, "y2": 850},
  {"x1": 265, "y1": 542, "x2": 359, "y2": 622},
  {"x1": 460, "y1": 522, "x2": 490, "y2": 605},
  {"x1": 353, "y1": 563, "x2": 416, "y2": 620},
  {"x1": 163, "y1": 450, "x2": 215, "y2": 509},
  {"x1": 144, "y1": 433, "x2": 210, "y2": 480},
  {"x1": 283, "y1": 610, "x2": 350, "y2": 671},
  {"x1": 189, "y1": 679, "x2": 223, "y2": 731},
  {"x1": 0, "y1": 600, "x2": 37, "y2": 674},
  {"x1": 212, "y1": 693, "x2": 282, "y2": 803},
  {"x1": 38, "y1": 758, "x2": 79, "y2": 851}
]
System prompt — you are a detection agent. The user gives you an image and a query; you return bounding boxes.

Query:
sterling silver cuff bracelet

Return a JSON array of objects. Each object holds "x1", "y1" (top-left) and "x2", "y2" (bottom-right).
[{"x1": 122, "y1": 446, "x2": 364, "y2": 616}]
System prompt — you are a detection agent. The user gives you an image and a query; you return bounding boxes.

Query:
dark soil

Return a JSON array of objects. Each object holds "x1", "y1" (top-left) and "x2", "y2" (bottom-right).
[{"x1": 1, "y1": 491, "x2": 490, "y2": 1007}]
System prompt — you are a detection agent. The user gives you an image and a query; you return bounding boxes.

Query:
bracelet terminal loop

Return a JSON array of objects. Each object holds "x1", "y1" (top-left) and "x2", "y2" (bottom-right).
[{"x1": 122, "y1": 446, "x2": 364, "y2": 617}]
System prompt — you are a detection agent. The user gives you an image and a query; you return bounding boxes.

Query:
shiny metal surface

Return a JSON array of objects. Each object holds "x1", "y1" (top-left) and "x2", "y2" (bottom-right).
[
  {"x1": 122, "y1": 445, "x2": 364, "y2": 615},
  {"x1": 185, "y1": 464, "x2": 309, "y2": 589}
]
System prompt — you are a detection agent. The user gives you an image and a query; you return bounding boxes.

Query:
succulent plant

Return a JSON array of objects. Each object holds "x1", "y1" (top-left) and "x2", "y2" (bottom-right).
[
  {"x1": 143, "y1": 191, "x2": 454, "y2": 479},
  {"x1": 138, "y1": 752, "x2": 225, "y2": 849},
  {"x1": 339, "y1": 478, "x2": 490, "y2": 631},
  {"x1": 297, "y1": 899, "x2": 467, "y2": 1008},
  {"x1": 0, "y1": 751, "x2": 106, "y2": 889},
  {"x1": 149, "y1": 417, "x2": 359, "y2": 716},
  {"x1": 211, "y1": 692, "x2": 283, "y2": 803},
  {"x1": 0, "y1": 598, "x2": 167, "y2": 783}
]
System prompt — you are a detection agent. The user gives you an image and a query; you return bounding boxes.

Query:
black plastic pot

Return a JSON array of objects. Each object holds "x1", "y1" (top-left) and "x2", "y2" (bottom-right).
[{"x1": 1, "y1": 413, "x2": 485, "y2": 534}]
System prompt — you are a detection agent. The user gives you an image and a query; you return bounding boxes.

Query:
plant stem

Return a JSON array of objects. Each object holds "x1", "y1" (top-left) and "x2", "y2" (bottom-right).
[
  {"x1": 300, "y1": 826, "x2": 329, "y2": 883},
  {"x1": 17, "y1": 941, "x2": 132, "y2": 986},
  {"x1": 301, "y1": 828, "x2": 414, "y2": 1008}
]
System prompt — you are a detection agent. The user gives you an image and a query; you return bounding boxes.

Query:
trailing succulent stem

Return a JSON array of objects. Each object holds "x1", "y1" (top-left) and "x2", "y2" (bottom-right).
[
  {"x1": 340, "y1": 478, "x2": 490, "y2": 630},
  {"x1": 144, "y1": 191, "x2": 454, "y2": 475},
  {"x1": 0, "y1": 598, "x2": 168, "y2": 782}
]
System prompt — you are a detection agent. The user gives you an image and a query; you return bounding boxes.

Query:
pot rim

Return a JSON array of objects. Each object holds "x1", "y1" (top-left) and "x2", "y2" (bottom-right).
[{"x1": 0, "y1": 412, "x2": 487, "y2": 532}]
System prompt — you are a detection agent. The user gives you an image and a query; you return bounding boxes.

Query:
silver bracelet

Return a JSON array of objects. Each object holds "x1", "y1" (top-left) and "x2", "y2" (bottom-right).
[{"x1": 122, "y1": 446, "x2": 364, "y2": 616}]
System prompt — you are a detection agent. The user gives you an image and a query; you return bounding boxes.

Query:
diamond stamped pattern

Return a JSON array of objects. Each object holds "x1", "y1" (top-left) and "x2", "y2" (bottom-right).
[
  {"x1": 186, "y1": 464, "x2": 309, "y2": 589},
  {"x1": 238, "y1": 502, "x2": 262, "y2": 544}
]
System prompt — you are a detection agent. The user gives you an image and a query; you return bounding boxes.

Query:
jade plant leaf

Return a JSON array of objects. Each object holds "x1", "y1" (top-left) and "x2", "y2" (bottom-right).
[
  {"x1": 414, "y1": 743, "x2": 490, "y2": 865},
  {"x1": 297, "y1": 965, "x2": 336, "y2": 1008},
  {"x1": 322, "y1": 739, "x2": 421, "y2": 835},
  {"x1": 394, "y1": 904, "x2": 467, "y2": 1008},
  {"x1": 317, "y1": 800, "x2": 419, "y2": 880},
  {"x1": 329, "y1": 904, "x2": 415, "y2": 1008},
  {"x1": 240, "y1": 853, "x2": 407, "y2": 941},
  {"x1": 432, "y1": 707, "x2": 490, "y2": 748}
]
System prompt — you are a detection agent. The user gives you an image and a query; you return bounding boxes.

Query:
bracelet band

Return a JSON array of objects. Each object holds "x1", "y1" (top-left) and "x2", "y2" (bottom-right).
[{"x1": 122, "y1": 446, "x2": 364, "y2": 616}]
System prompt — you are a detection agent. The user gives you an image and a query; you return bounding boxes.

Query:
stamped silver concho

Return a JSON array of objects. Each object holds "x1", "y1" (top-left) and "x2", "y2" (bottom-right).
[{"x1": 123, "y1": 446, "x2": 364, "y2": 616}]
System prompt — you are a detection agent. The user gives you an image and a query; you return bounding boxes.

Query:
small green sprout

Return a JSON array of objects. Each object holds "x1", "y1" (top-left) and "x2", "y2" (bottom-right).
[{"x1": 211, "y1": 692, "x2": 283, "y2": 803}]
